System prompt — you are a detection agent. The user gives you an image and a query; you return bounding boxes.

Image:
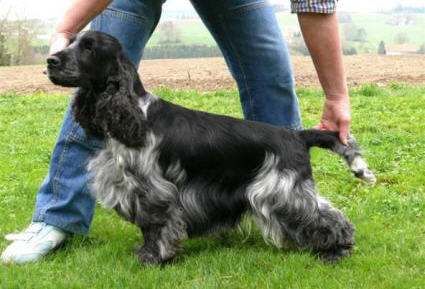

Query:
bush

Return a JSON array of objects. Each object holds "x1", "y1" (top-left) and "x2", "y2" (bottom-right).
[
  {"x1": 417, "y1": 43, "x2": 425, "y2": 54},
  {"x1": 378, "y1": 41, "x2": 386, "y2": 55},
  {"x1": 343, "y1": 45, "x2": 358, "y2": 55}
]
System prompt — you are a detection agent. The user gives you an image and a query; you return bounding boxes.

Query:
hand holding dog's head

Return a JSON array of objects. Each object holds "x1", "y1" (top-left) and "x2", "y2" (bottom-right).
[
  {"x1": 47, "y1": 31, "x2": 146, "y2": 142},
  {"x1": 46, "y1": 31, "x2": 124, "y2": 90}
]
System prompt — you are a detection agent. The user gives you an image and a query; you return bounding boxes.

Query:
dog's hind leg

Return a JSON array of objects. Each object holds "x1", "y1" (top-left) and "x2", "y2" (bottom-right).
[
  {"x1": 283, "y1": 179, "x2": 355, "y2": 262},
  {"x1": 247, "y1": 160, "x2": 354, "y2": 262}
]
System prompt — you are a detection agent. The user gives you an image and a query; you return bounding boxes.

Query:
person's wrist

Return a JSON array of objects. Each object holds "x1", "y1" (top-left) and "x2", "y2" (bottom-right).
[
  {"x1": 51, "y1": 31, "x2": 75, "y2": 44},
  {"x1": 325, "y1": 92, "x2": 349, "y2": 101},
  {"x1": 49, "y1": 32, "x2": 74, "y2": 55},
  {"x1": 324, "y1": 86, "x2": 349, "y2": 101}
]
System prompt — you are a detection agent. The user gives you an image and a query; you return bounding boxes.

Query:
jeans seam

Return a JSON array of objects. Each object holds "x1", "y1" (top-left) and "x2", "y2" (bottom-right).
[
  {"x1": 37, "y1": 125, "x2": 73, "y2": 219},
  {"x1": 104, "y1": 7, "x2": 148, "y2": 25},
  {"x1": 217, "y1": 16, "x2": 257, "y2": 120},
  {"x1": 51, "y1": 123, "x2": 77, "y2": 204},
  {"x1": 226, "y1": 1, "x2": 269, "y2": 15}
]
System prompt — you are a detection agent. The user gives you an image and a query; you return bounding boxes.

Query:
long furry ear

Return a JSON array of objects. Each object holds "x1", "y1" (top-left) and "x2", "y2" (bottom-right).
[
  {"x1": 108, "y1": 51, "x2": 146, "y2": 98},
  {"x1": 72, "y1": 87, "x2": 105, "y2": 138},
  {"x1": 95, "y1": 51, "x2": 148, "y2": 148}
]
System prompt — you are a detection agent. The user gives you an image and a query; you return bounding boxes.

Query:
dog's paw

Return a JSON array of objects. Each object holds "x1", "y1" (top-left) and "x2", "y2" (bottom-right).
[
  {"x1": 317, "y1": 245, "x2": 353, "y2": 263},
  {"x1": 135, "y1": 247, "x2": 162, "y2": 267}
]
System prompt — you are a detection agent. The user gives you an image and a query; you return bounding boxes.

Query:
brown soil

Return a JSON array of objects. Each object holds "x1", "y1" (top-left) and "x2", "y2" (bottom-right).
[{"x1": 1, "y1": 55, "x2": 424, "y2": 94}]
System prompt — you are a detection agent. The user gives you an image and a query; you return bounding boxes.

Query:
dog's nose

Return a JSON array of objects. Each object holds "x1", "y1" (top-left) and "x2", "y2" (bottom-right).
[{"x1": 47, "y1": 55, "x2": 61, "y2": 67}]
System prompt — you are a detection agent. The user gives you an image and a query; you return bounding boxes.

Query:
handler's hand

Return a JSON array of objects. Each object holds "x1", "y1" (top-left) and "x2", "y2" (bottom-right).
[
  {"x1": 43, "y1": 32, "x2": 73, "y2": 75},
  {"x1": 49, "y1": 32, "x2": 73, "y2": 55},
  {"x1": 314, "y1": 95, "x2": 351, "y2": 145}
]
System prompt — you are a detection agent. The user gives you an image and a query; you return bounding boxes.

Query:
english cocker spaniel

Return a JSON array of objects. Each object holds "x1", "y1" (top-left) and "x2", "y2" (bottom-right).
[{"x1": 46, "y1": 31, "x2": 376, "y2": 265}]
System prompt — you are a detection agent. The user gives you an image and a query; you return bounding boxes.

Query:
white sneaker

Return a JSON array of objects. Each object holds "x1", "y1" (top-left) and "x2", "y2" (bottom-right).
[{"x1": 1, "y1": 222, "x2": 67, "y2": 264}]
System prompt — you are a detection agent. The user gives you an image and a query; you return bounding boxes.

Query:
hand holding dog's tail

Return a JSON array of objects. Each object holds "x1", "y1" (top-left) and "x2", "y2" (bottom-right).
[{"x1": 299, "y1": 129, "x2": 376, "y2": 186}]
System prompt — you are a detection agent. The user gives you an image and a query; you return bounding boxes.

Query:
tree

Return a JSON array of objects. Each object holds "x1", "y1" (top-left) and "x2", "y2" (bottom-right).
[
  {"x1": 378, "y1": 41, "x2": 386, "y2": 55},
  {"x1": 338, "y1": 12, "x2": 352, "y2": 23},
  {"x1": 12, "y1": 20, "x2": 35, "y2": 65},
  {"x1": 394, "y1": 32, "x2": 409, "y2": 44},
  {"x1": 0, "y1": 13, "x2": 42, "y2": 66},
  {"x1": 343, "y1": 24, "x2": 367, "y2": 42},
  {"x1": 0, "y1": 3, "x2": 11, "y2": 66},
  {"x1": 158, "y1": 21, "x2": 181, "y2": 44},
  {"x1": 0, "y1": 33, "x2": 11, "y2": 65}
]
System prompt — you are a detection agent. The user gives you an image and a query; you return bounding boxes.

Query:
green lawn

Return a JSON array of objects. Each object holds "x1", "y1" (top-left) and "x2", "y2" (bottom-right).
[
  {"x1": 146, "y1": 12, "x2": 425, "y2": 54},
  {"x1": 349, "y1": 13, "x2": 425, "y2": 46},
  {"x1": 0, "y1": 85, "x2": 424, "y2": 289}
]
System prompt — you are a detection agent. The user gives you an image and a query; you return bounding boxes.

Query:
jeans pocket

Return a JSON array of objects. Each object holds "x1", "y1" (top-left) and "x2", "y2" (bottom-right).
[{"x1": 102, "y1": 7, "x2": 148, "y2": 25}]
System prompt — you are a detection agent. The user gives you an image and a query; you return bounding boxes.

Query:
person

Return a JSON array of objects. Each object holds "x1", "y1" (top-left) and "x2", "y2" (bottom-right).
[{"x1": 1, "y1": 0, "x2": 351, "y2": 264}]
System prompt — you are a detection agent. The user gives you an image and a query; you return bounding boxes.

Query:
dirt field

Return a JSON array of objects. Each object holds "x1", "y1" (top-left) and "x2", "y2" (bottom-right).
[{"x1": 1, "y1": 55, "x2": 424, "y2": 94}]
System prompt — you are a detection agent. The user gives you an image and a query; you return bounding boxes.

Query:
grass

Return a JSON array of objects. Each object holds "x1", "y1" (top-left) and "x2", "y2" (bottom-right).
[{"x1": 0, "y1": 84, "x2": 424, "y2": 289}]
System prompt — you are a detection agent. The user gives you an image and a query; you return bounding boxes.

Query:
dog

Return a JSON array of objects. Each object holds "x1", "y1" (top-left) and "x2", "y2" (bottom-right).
[{"x1": 46, "y1": 31, "x2": 376, "y2": 266}]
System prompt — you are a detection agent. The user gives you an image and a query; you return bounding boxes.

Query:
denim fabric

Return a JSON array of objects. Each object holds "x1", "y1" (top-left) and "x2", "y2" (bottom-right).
[
  {"x1": 191, "y1": 0, "x2": 301, "y2": 127},
  {"x1": 33, "y1": 0, "x2": 302, "y2": 234}
]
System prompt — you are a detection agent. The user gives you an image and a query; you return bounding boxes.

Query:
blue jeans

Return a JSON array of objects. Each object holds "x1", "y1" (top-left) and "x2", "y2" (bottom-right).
[{"x1": 33, "y1": 0, "x2": 302, "y2": 234}]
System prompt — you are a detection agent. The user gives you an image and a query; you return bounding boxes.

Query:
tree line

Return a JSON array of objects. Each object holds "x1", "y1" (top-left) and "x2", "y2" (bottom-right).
[
  {"x1": 1, "y1": 17, "x2": 425, "y2": 66},
  {"x1": 0, "y1": 18, "x2": 45, "y2": 66}
]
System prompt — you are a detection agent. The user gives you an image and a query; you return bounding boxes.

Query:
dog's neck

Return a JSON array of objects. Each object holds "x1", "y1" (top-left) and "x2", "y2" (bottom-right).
[{"x1": 131, "y1": 76, "x2": 147, "y2": 98}]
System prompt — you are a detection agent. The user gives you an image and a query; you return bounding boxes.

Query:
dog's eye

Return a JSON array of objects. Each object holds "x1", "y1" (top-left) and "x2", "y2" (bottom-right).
[{"x1": 82, "y1": 39, "x2": 94, "y2": 52}]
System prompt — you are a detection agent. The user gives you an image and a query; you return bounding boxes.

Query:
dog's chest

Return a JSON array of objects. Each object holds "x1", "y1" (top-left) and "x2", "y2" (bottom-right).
[{"x1": 87, "y1": 133, "x2": 162, "y2": 218}]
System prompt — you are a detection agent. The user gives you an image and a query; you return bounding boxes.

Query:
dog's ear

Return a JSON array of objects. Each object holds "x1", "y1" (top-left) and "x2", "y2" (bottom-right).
[
  {"x1": 95, "y1": 51, "x2": 148, "y2": 148},
  {"x1": 105, "y1": 57, "x2": 121, "y2": 87},
  {"x1": 94, "y1": 88, "x2": 148, "y2": 147},
  {"x1": 110, "y1": 50, "x2": 146, "y2": 98},
  {"x1": 72, "y1": 88, "x2": 106, "y2": 138}
]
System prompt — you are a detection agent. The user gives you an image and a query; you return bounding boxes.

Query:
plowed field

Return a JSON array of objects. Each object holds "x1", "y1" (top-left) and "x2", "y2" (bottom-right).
[{"x1": 1, "y1": 55, "x2": 424, "y2": 94}]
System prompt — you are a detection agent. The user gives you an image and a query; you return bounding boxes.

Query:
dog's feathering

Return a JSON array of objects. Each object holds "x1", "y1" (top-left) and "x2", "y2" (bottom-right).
[{"x1": 47, "y1": 31, "x2": 376, "y2": 266}]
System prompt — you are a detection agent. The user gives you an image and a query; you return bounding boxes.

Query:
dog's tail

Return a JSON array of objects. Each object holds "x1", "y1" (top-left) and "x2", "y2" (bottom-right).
[{"x1": 299, "y1": 129, "x2": 376, "y2": 185}]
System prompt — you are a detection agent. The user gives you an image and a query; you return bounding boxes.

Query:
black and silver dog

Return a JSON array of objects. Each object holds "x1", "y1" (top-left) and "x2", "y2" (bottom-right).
[{"x1": 46, "y1": 31, "x2": 376, "y2": 265}]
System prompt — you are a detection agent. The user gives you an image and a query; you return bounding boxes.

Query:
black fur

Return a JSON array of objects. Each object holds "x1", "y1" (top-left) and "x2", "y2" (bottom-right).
[{"x1": 46, "y1": 31, "x2": 376, "y2": 266}]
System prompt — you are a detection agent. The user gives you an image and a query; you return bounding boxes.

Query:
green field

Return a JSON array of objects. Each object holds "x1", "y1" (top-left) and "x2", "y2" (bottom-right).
[
  {"x1": 147, "y1": 12, "x2": 425, "y2": 53},
  {"x1": 0, "y1": 85, "x2": 424, "y2": 289}
]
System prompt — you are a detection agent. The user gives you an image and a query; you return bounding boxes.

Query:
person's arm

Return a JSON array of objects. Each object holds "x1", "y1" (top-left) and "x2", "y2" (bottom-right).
[
  {"x1": 291, "y1": 1, "x2": 350, "y2": 145},
  {"x1": 49, "y1": 0, "x2": 112, "y2": 55}
]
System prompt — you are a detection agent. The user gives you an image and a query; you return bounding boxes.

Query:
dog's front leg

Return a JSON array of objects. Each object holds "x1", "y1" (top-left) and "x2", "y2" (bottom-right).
[
  {"x1": 134, "y1": 225, "x2": 164, "y2": 266},
  {"x1": 135, "y1": 208, "x2": 188, "y2": 266}
]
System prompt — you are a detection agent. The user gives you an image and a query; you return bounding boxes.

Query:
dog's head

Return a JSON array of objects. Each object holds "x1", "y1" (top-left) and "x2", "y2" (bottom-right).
[
  {"x1": 46, "y1": 31, "x2": 147, "y2": 143},
  {"x1": 46, "y1": 31, "x2": 125, "y2": 89}
]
